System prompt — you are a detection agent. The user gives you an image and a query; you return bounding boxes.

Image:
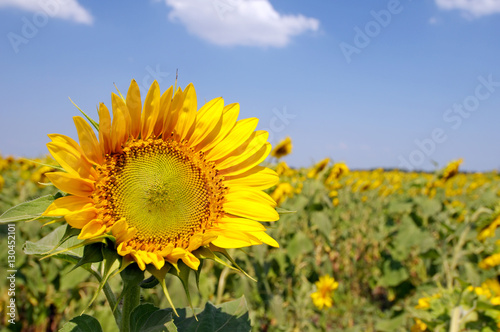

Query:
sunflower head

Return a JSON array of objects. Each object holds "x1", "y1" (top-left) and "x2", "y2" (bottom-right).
[
  {"x1": 271, "y1": 136, "x2": 292, "y2": 159},
  {"x1": 310, "y1": 275, "x2": 338, "y2": 310},
  {"x1": 43, "y1": 80, "x2": 280, "y2": 278}
]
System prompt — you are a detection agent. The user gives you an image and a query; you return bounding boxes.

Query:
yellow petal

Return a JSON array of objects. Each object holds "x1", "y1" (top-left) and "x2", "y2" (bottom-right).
[
  {"x1": 217, "y1": 216, "x2": 266, "y2": 231},
  {"x1": 65, "y1": 207, "x2": 98, "y2": 229},
  {"x1": 216, "y1": 130, "x2": 268, "y2": 169},
  {"x1": 224, "y1": 197, "x2": 279, "y2": 222},
  {"x1": 220, "y1": 142, "x2": 271, "y2": 177},
  {"x1": 211, "y1": 230, "x2": 259, "y2": 248},
  {"x1": 198, "y1": 102, "x2": 239, "y2": 152},
  {"x1": 249, "y1": 231, "x2": 279, "y2": 247},
  {"x1": 111, "y1": 94, "x2": 129, "y2": 153},
  {"x1": 43, "y1": 196, "x2": 93, "y2": 216},
  {"x1": 131, "y1": 251, "x2": 147, "y2": 271},
  {"x1": 126, "y1": 79, "x2": 142, "y2": 139},
  {"x1": 189, "y1": 97, "x2": 224, "y2": 147},
  {"x1": 226, "y1": 187, "x2": 276, "y2": 208},
  {"x1": 154, "y1": 86, "x2": 174, "y2": 137},
  {"x1": 45, "y1": 172, "x2": 94, "y2": 197},
  {"x1": 46, "y1": 141, "x2": 96, "y2": 179},
  {"x1": 78, "y1": 220, "x2": 105, "y2": 239},
  {"x1": 73, "y1": 116, "x2": 103, "y2": 165},
  {"x1": 174, "y1": 83, "x2": 197, "y2": 141},
  {"x1": 168, "y1": 248, "x2": 200, "y2": 270},
  {"x1": 141, "y1": 81, "x2": 161, "y2": 139},
  {"x1": 98, "y1": 103, "x2": 112, "y2": 154},
  {"x1": 224, "y1": 166, "x2": 279, "y2": 190},
  {"x1": 163, "y1": 87, "x2": 183, "y2": 137},
  {"x1": 205, "y1": 118, "x2": 258, "y2": 160}
]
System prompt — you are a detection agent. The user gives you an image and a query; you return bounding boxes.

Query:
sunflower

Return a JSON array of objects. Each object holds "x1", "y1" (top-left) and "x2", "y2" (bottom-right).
[
  {"x1": 271, "y1": 136, "x2": 292, "y2": 159},
  {"x1": 310, "y1": 275, "x2": 338, "y2": 309},
  {"x1": 42, "y1": 79, "x2": 279, "y2": 272}
]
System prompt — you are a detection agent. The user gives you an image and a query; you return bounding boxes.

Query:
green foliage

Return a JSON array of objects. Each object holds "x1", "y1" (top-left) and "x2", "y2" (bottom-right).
[{"x1": 2, "y1": 157, "x2": 500, "y2": 331}]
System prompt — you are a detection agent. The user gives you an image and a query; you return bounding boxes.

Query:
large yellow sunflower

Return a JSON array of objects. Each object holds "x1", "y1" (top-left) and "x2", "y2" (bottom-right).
[{"x1": 42, "y1": 80, "x2": 279, "y2": 272}]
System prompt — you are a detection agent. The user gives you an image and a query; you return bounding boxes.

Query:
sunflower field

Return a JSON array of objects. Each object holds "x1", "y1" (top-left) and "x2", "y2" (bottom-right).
[
  {"x1": 2, "y1": 153, "x2": 500, "y2": 331},
  {"x1": 1, "y1": 83, "x2": 500, "y2": 332}
]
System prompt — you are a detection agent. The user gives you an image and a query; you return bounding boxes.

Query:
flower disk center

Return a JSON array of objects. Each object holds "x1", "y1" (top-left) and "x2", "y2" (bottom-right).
[{"x1": 101, "y1": 139, "x2": 217, "y2": 248}]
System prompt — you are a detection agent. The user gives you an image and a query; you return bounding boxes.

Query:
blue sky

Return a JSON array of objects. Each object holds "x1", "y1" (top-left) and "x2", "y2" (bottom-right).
[{"x1": 0, "y1": 0, "x2": 499, "y2": 171}]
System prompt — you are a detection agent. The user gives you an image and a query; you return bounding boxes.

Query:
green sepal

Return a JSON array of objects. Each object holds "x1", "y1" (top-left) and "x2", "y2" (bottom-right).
[
  {"x1": 140, "y1": 275, "x2": 160, "y2": 289},
  {"x1": 167, "y1": 261, "x2": 197, "y2": 319},
  {"x1": 70, "y1": 242, "x2": 104, "y2": 273},
  {"x1": 147, "y1": 264, "x2": 178, "y2": 317},
  {"x1": 83, "y1": 244, "x2": 121, "y2": 313},
  {"x1": 69, "y1": 97, "x2": 99, "y2": 131},
  {"x1": 0, "y1": 195, "x2": 56, "y2": 223},
  {"x1": 194, "y1": 259, "x2": 203, "y2": 292},
  {"x1": 276, "y1": 207, "x2": 296, "y2": 215},
  {"x1": 208, "y1": 245, "x2": 257, "y2": 282},
  {"x1": 193, "y1": 246, "x2": 240, "y2": 274}
]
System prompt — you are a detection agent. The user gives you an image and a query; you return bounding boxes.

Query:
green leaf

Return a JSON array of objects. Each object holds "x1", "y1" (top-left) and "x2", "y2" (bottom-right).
[
  {"x1": 287, "y1": 232, "x2": 314, "y2": 261},
  {"x1": 312, "y1": 211, "x2": 332, "y2": 238},
  {"x1": 380, "y1": 259, "x2": 409, "y2": 287},
  {"x1": 172, "y1": 296, "x2": 251, "y2": 332},
  {"x1": 59, "y1": 314, "x2": 103, "y2": 332},
  {"x1": 130, "y1": 303, "x2": 173, "y2": 332},
  {"x1": 0, "y1": 195, "x2": 55, "y2": 223},
  {"x1": 71, "y1": 242, "x2": 104, "y2": 272},
  {"x1": 24, "y1": 225, "x2": 84, "y2": 258}
]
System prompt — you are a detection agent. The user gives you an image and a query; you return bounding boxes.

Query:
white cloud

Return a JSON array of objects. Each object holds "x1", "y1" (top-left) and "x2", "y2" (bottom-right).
[
  {"x1": 0, "y1": 0, "x2": 93, "y2": 24},
  {"x1": 164, "y1": 0, "x2": 319, "y2": 47},
  {"x1": 435, "y1": 0, "x2": 500, "y2": 17}
]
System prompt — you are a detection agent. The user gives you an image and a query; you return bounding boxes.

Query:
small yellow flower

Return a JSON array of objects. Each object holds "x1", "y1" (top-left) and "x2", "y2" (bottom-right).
[
  {"x1": 479, "y1": 253, "x2": 500, "y2": 269},
  {"x1": 311, "y1": 275, "x2": 338, "y2": 310},
  {"x1": 270, "y1": 182, "x2": 294, "y2": 206},
  {"x1": 271, "y1": 137, "x2": 292, "y2": 159},
  {"x1": 477, "y1": 215, "x2": 500, "y2": 241},
  {"x1": 410, "y1": 318, "x2": 427, "y2": 332},
  {"x1": 307, "y1": 158, "x2": 330, "y2": 179}
]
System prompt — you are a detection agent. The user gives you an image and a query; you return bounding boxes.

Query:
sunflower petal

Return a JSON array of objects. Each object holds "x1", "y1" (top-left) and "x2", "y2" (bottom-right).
[
  {"x1": 141, "y1": 81, "x2": 161, "y2": 139},
  {"x1": 224, "y1": 166, "x2": 279, "y2": 190},
  {"x1": 45, "y1": 172, "x2": 94, "y2": 197},
  {"x1": 126, "y1": 79, "x2": 142, "y2": 138},
  {"x1": 73, "y1": 116, "x2": 103, "y2": 165},
  {"x1": 98, "y1": 103, "x2": 112, "y2": 153},
  {"x1": 174, "y1": 83, "x2": 197, "y2": 141},
  {"x1": 43, "y1": 196, "x2": 93, "y2": 216},
  {"x1": 189, "y1": 97, "x2": 223, "y2": 147},
  {"x1": 205, "y1": 118, "x2": 258, "y2": 160}
]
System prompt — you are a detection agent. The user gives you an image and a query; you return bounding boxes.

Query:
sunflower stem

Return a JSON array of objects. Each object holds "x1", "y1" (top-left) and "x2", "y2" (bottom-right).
[{"x1": 119, "y1": 265, "x2": 144, "y2": 332}]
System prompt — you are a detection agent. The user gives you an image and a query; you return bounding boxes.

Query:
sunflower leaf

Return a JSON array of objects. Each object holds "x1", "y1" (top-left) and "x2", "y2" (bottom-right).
[
  {"x1": 59, "y1": 314, "x2": 103, "y2": 332},
  {"x1": 70, "y1": 242, "x2": 104, "y2": 272},
  {"x1": 0, "y1": 195, "x2": 55, "y2": 223},
  {"x1": 24, "y1": 225, "x2": 84, "y2": 258},
  {"x1": 171, "y1": 296, "x2": 251, "y2": 332},
  {"x1": 129, "y1": 303, "x2": 173, "y2": 332}
]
